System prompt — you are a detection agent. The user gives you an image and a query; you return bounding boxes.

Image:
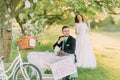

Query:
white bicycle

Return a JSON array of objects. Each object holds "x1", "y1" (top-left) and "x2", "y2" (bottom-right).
[{"x1": 0, "y1": 46, "x2": 42, "y2": 80}]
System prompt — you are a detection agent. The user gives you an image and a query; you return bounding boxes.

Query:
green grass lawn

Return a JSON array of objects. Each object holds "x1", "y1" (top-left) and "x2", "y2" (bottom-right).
[{"x1": 9, "y1": 26, "x2": 120, "y2": 80}]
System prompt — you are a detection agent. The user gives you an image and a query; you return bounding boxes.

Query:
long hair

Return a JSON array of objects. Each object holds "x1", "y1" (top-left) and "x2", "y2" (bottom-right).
[{"x1": 75, "y1": 14, "x2": 84, "y2": 23}]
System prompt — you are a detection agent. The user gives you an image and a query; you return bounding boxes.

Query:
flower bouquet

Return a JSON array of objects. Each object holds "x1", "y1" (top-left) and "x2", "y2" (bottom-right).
[{"x1": 57, "y1": 50, "x2": 69, "y2": 57}]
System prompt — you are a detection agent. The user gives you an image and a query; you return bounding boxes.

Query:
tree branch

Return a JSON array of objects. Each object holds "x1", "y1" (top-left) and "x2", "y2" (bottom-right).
[
  {"x1": 15, "y1": 15, "x2": 25, "y2": 35},
  {"x1": 9, "y1": 0, "x2": 21, "y2": 12}
]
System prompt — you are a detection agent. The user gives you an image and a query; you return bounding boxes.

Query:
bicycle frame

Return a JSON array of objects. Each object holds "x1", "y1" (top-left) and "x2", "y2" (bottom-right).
[{"x1": 0, "y1": 47, "x2": 30, "y2": 80}]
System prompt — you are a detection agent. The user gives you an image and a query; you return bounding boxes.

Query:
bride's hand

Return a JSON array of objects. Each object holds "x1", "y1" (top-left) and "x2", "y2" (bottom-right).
[{"x1": 75, "y1": 31, "x2": 78, "y2": 35}]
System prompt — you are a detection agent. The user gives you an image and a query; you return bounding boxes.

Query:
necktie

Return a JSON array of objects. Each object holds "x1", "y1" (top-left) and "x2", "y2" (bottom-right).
[{"x1": 62, "y1": 39, "x2": 66, "y2": 50}]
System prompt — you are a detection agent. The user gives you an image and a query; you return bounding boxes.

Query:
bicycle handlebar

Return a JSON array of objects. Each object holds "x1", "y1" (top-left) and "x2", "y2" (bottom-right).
[
  {"x1": 0, "y1": 56, "x2": 5, "y2": 60},
  {"x1": 17, "y1": 46, "x2": 20, "y2": 51},
  {"x1": 17, "y1": 46, "x2": 21, "y2": 55}
]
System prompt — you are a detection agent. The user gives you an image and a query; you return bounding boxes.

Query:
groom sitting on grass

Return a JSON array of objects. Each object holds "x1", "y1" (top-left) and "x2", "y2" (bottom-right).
[{"x1": 53, "y1": 26, "x2": 77, "y2": 80}]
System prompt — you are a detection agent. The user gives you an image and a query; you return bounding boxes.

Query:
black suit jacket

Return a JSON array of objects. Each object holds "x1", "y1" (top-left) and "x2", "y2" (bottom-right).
[{"x1": 53, "y1": 35, "x2": 76, "y2": 54}]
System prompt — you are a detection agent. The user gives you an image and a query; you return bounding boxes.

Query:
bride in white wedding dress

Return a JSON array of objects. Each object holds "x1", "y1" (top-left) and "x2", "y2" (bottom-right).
[{"x1": 75, "y1": 14, "x2": 96, "y2": 68}]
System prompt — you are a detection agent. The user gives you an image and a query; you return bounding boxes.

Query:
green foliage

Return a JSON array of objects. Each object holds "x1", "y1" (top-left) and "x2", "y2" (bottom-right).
[
  {"x1": 44, "y1": 69, "x2": 52, "y2": 74},
  {"x1": 91, "y1": 16, "x2": 115, "y2": 29},
  {"x1": 95, "y1": 23, "x2": 120, "y2": 32},
  {"x1": 98, "y1": 16, "x2": 114, "y2": 26},
  {"x1": 1, "y1": 0, "x2": 120, "y2": 36}
]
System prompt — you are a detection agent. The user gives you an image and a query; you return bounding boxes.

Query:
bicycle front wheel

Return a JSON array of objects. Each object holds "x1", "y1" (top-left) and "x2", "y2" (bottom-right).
[{"x1": 14, "y1": 63, "x2": 42, "y2": 80}]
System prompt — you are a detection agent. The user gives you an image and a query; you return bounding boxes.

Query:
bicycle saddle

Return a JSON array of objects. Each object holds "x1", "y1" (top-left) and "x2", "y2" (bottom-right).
[{"x1": 0, "y1": 56, "x2": 5, "y2": 60}]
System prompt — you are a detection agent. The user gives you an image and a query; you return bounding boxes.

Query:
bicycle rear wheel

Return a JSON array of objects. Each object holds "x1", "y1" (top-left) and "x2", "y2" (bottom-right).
[{"x1": 14, "y1": 63, "x2": 42, "y2": 80}]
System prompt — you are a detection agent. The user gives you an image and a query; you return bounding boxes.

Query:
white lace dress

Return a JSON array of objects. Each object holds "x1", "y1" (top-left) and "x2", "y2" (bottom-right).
[{"x1": 75, "y1": 22, "x2": 96, "y2": 68}]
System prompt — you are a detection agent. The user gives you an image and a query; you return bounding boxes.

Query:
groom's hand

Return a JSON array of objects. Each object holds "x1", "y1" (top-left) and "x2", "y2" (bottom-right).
[{"x1": 58, "y1": 36, "x2": 65, "y2": 43}]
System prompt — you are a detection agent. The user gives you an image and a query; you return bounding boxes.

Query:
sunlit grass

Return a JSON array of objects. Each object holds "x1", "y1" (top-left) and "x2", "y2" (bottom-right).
[{"x1": 77, "y1": 66, "x2": 110, "y2": 80}]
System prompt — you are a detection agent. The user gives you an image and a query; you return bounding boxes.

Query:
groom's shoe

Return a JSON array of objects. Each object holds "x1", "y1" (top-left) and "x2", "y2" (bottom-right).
[
  {"x1": 71, "y1": 77, "x2": 77, "y2": 80},
  {"x1": 62, "y1": 78, "x2": 70, "y2": 80},
  {"x1": 62, "y1": 75, "x2": 70, "y2": 80}
]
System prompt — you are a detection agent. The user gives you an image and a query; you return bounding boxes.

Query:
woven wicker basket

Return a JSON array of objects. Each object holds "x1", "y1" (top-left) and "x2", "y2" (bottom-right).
[{"x1": 17, "y1": 35, "x2": 36, "y2": 50}]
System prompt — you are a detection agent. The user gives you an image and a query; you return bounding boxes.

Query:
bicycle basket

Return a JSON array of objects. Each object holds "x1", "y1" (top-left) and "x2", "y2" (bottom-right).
[{"x1": 17, "y1": 35, "x2": 36, "y2": 50}]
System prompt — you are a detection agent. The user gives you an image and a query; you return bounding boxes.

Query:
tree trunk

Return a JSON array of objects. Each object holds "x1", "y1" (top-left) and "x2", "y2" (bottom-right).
[
  {"x1": 0, "y1": 27, "x2": 12, "y2": 61},
  {"x1": 0, "y1": 0, "x2": 12, "y2": 61},
  {"x1": 3, "y1": 28, "x2": 12, "y2": 59},
  {"x1": 0, "y1": 28, "x2": 4, "y2": 56}
]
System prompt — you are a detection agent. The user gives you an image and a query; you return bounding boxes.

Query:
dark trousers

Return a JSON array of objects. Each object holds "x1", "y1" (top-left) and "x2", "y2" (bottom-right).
[
  {"x1": 74, "y1": 54, "x2": 77, "y2": 63},
  {"x1": 62, "y1": 76, "x2": 77, "y2": 80}
]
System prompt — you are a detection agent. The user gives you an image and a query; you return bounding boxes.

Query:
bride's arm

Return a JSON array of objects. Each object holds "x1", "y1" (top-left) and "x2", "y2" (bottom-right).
[
  {"x1": 85, "y1": 23, "x2": 90, "y2": 32},
  {"x1": 86, "y1": 20, "x2": 91, "y2": 32}
]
